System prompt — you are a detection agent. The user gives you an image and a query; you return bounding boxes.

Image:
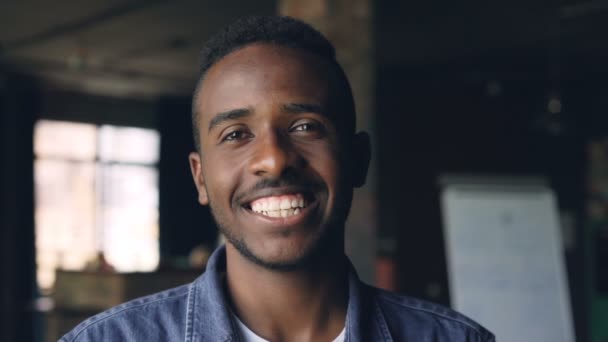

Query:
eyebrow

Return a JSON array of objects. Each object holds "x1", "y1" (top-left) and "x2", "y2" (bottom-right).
[
  {"x1": 282, "y1": 103, "x2": 325, "y2": 116},
  {"x1": 208, "y1": 108, "x2": 252, "y2": 132},
  {"x1": 207, "y1": 103, "x2": 326, "y2": 133}
]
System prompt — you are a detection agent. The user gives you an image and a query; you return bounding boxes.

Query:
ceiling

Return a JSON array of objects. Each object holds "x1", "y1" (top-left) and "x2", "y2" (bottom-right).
[
  {"x1": 0, "y1": 0, "x2": 276, "y2": 98},
  {"x1": 376, "y1": 0, "x2": 608, "y2": 71},
  {"x1": 2, "y1": 0, "x2": 607, "y2": 99}
]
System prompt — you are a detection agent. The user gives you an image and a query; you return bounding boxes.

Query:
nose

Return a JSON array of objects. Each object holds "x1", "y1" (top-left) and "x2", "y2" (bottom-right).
[{"x1": 248, "y1": 130, "x2": 301, "y2": 177}]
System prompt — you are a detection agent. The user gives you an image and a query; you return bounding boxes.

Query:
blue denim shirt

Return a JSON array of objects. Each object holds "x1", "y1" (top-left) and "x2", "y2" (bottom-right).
[{"x1": 60, "y1": 246, "x2": 494, "y2": 342}]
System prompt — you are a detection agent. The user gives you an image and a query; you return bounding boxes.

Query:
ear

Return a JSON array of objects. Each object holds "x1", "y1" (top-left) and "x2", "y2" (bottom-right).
[
  {"x1": 188, "y1": 152, "x2": 209, "y2": 205},
  {"x1": 351, "y1": 131, "x2": 371, "y2": 188}
]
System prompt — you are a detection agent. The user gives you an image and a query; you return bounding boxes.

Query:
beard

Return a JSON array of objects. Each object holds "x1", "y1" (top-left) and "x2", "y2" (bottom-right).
[
  {"x1": 208, "y1": 197, "x2": 348, "y2": 272},
  {"x1": 206, "y1": 174, "x2": 353, "y2": 272},
  {"x1": 217, "y1": 216, "x2": 341, "y2": 272}
]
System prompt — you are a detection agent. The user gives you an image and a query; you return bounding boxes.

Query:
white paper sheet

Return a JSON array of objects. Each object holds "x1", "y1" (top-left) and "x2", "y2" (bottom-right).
[{"x1": 441, "y1": 182, "x2": 574, "y2": 342}]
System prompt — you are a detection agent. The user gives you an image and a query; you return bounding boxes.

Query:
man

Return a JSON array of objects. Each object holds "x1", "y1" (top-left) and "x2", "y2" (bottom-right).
[{"x1": 61, "y1": 16, "x2": 494, "y2": 342}]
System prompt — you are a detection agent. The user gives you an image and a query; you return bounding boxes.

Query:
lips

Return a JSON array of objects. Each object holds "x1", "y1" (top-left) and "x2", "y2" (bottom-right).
[{"x1": 236, "y1": 177, "x2": 324, "y2": 223}]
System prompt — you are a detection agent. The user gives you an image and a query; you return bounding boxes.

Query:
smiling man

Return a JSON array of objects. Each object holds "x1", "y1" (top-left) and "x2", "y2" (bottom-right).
[{"x1": 61, "y1": 16, "x2": 494, "y2": 342}]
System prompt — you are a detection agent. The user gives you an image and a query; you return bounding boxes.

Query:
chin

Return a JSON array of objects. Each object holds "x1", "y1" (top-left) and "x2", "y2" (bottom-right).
[
  {"x1": 229, "y1": 231, "x2": 330, "y2": 272},
  {"x1": 246, "y1": 243, "x2": 317, "y2": 271}
]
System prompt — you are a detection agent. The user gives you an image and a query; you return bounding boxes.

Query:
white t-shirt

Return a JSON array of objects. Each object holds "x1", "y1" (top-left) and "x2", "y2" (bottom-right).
[{"x1": 233, "y1": 313, "x2": 345, "y2": 342}]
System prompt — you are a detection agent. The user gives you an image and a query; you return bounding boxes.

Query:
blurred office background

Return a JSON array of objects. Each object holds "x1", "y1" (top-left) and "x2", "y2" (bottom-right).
[{"x1": 0, "y1": 0, "x2": 606, "y2": 341}]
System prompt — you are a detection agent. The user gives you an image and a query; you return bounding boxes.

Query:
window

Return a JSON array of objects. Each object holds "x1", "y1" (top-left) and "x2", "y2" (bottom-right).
[{"x1": 34, "y1": 120, "x2": 160, "y2": 291}]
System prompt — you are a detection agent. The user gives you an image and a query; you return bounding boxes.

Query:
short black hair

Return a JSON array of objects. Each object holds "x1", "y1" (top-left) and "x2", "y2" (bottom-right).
[{"x1": 191, "y1": 15, "x2": 355, "y2": 152}]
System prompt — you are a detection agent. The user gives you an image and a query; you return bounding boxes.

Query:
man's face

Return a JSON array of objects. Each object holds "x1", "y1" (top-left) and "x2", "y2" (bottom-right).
[{"x1": 189, "y1": 43, "x2": 366, "y2": 270}]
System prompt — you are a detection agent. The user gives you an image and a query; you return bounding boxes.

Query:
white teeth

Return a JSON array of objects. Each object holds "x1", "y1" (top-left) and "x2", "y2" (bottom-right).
[
  {"x1": 254, "y1": 208, "x2": 302, "y2": 218},
  {"x1": 250, "y1": 194, "x2": 308, "y2": 217},
  {"x1": 280, "y1": 198, "x2": 291, "y2": 210},
  {"x1": 269, "y1": 199, "x2": 280, "y2": 211}
]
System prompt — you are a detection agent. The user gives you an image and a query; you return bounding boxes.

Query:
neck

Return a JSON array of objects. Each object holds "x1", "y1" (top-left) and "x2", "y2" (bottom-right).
[{"x1": 224, "y1": 244, "x2": 348, "y2": 342}]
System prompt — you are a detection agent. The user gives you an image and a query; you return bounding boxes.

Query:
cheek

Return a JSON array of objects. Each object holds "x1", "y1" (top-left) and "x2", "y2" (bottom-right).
[
  {"x1": 304, "y1": 147, "x2": 342, "y2": 191},
  {"x1": 202, "y1": 152, "x2": 241, "y2": 202}
]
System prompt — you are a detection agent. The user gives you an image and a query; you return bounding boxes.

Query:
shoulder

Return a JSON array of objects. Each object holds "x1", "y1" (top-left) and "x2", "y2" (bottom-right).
[
  {"x1": 59, "y1": 283, "x2": 191, "y2": 342},
  {"x1": 368, "y1": 286, "x2": 495, "y2": 342}
]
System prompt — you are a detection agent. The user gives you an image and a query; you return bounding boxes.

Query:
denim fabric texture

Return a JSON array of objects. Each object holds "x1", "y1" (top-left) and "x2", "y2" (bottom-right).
[{"x1": 60, "y1": 246, "x2": 495, "y2": 342}]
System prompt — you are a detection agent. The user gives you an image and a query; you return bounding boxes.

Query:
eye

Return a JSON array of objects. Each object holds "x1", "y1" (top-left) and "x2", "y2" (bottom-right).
[
  {"x1": 290, "y1": 121, "x2": 323, "y2": 133},
  {"x1": 221, "y1": 129, "x2": 251, "y2": 142}
]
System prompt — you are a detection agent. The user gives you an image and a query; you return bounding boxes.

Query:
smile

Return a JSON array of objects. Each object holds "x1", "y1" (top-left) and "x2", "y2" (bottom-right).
[{"x1": 249, "y1": 193, "x2": 307, "y2": 218}]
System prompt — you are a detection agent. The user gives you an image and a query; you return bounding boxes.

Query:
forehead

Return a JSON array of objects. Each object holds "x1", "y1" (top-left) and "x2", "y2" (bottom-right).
[{"x1": 195, "y1": 43, "x2": 333, "y2": 123}]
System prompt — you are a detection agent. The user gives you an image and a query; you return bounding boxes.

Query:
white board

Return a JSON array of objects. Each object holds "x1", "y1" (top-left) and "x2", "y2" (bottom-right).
[{"x1": 440, "y1": 177, "x2": 574, "y2": 342}]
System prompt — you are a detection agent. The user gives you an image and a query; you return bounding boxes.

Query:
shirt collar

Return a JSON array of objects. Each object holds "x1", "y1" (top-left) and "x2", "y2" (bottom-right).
[
  {"x1": 186, "y1": 246, "x2": 235, "y2": 341},
  {"x1": 185, "y1": 245, "x2": 391, "y2": 342}
]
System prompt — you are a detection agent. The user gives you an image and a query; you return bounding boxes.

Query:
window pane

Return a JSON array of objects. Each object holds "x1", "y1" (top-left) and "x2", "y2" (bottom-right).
[
  {"x1": 100, "y1": 164, "x2": 159, "y2": 272},
  {"x1": 34, "y1": 121, "x2": 161, "y2": 291},
  {"x1": 34, "y1": 120, "x2": 97, "y2": 160},
  {"x1": 99, "y1": 125, "x2": 160, "y2": 164},
  {"x1": 35, "y1": 159, "x2": 97, "y2": 290}
]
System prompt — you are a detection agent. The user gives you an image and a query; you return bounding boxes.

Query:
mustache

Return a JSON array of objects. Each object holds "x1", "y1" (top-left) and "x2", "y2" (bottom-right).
[{"x1": 235, "y1": 172, "x2": 325, "y2": 203}]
